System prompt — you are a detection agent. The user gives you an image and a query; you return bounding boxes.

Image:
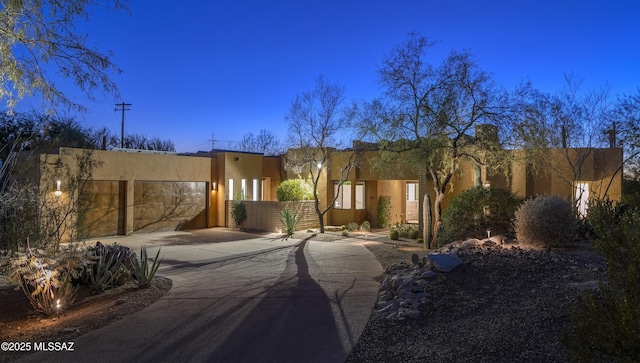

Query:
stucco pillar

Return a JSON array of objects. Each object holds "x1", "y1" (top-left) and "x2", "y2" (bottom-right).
[{"x1": 126, "y1": 179, "x2": 135, "y2": 235}]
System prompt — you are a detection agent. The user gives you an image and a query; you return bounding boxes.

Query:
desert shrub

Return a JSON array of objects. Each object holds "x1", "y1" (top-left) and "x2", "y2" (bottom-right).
[
  {"x1": 514, "y1": 195, "x2": 578, "y2": 247},
  {"x1": 130, "y1": 245, "x2": 162, "y2": 288},
  {"x1": 393, "y1": 223, "x2": 418, "y2": 238},
  {"x1": 341, "y1": 229, "x2": 349, "y2": 237},
  {"x1": 565, "y1": 200, "x2": 640, "y2": 362},
  {"x1": 231, "y1": 199, "x2": 247, "y2": 227},
  {"x1": 377, "y1": 196, "x2": 392, "y2": 228},
  {"x1": 438, "y1": 186, "x2": 523, "y2": 246},
  {"x1": 276, "y1": 179, "x2": 312, "y2": 201},
  {"x1": 389, "y1": 229, "x2": 399, "y2": 240},
  {"x1": 360, "y1": 221, "x2": 371, "y2": 232},
  {"x1": 8, "y1": 247, "x2": 80, "y2": 316},
  {"x1": 279, "y1": 206, "x2": 301, "y2": 239},
  {"x1": 416, "y1": 238, "x2": 424, "y2": 245},
  {"x1": 346, "y1": 222, "x2": 359, "y2": 232},
  {"x1": 409, "y1": 228, "x2": 420, "y2": 239},
  {"x1": 82, "y1": 241, "x2": 132, "y2": 290}
]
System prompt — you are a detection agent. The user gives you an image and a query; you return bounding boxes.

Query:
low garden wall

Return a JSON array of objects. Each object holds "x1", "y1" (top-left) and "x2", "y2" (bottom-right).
[{"x1": 225, "y1": 200, "x2": 318, "y2": 232}]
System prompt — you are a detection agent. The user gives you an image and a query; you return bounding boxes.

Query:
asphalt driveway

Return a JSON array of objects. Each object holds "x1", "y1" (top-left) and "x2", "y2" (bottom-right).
[{"x1": 19, "y1": 229, "x2": 383, "y2": 363}]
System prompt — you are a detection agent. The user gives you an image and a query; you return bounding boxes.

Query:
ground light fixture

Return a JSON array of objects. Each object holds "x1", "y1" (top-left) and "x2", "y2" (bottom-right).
[{"x1": 55, "y1": 180, "x2": 62, "y2": 196}]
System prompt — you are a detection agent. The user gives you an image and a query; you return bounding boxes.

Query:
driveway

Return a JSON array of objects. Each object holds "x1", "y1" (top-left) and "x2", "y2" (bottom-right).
[{"x1": 20, "y1": 229, "x2": 383, "y2": 362}]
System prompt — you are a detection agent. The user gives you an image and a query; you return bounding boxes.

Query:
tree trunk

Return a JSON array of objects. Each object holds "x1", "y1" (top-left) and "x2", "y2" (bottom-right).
[
  {"x1": 432, "y1": 191, "x2": 444, "y2": 245},
  {"x1": 423, "y1": 193, "x2": 432, "y2": 249}
]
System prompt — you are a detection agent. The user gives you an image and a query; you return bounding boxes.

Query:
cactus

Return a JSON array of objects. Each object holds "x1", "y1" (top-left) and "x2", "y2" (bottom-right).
[{"x1": 411, "y1": 253, "x2": 428, "y2": 268}]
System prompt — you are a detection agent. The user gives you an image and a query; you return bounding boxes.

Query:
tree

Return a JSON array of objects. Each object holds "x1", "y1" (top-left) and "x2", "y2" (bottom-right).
[
  {"x1": 512, "y1": 74, "x2": 618, "y2": 209},
  {"x1": 236, "y1": 129, "x2": 284, "y2": 156},
  {"x1": 123, "y1": 133, "x2": 175, "y2": 151},
  {"x1": 355, "y1": 33, "x2": 513, "y2": 246},
  {"x1": 0, "y1": 0, "x2": 126, "y2": 112},
  {"x1": 285, "y1": 74, "x2": 358, "y2": 233},
  {"x1": 615, "y1": 88, "x2": 640, "y2": 181}
]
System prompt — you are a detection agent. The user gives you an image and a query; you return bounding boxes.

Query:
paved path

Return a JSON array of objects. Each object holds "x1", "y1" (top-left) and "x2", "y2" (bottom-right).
[{"x1": 19, "y1": 229, "x2": 383, "y2": 363}]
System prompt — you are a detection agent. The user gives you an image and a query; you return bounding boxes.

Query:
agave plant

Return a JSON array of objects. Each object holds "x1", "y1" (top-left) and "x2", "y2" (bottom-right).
[{"x1": 130, "y1": 246, "x2": 162, "y2": 288}]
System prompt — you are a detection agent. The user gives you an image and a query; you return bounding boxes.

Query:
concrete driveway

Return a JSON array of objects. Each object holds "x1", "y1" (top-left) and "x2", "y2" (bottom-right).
[{"x1": 20, "y1": 229, "x2": 383, "y2": 363}]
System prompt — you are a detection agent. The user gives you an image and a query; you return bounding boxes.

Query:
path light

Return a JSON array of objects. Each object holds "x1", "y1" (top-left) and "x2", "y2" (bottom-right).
[
  {"x1": 56, "y1": 299, "x2": 61, "y2": 310},
  {"x1": 55, "y1": 180, "x2": 62, "y2": 196},
  {"x1": 487, "y1": 229, "x2": 491, "y2": 239}
]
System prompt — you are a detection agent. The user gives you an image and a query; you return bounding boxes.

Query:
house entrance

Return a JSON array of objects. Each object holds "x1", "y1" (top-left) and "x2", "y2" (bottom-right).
[{"x1": 406, "y1": 182, "x2": 419, "y2": 224}]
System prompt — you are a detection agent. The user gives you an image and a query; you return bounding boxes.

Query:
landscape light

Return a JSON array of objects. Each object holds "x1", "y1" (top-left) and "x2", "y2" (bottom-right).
[{"x1": 55, "y1": 180, "x2": 62, "y2": 196}]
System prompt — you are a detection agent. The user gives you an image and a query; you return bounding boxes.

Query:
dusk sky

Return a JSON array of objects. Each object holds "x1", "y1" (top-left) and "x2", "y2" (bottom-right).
[{"x1": 20, "y1": 0, "x2": 640, "y2": 152}]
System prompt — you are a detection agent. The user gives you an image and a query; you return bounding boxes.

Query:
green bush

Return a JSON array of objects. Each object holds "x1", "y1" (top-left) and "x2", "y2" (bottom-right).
[
  {"x1": 346, "y1": 222, "x2": 359, "y2": 232},
  {"x1": 377, "y1": 196, "x2": 392, "y2": 228},
  {"x1": 360, "y1": 221, "x2": 371, "y2": 232},
  {"x1": 276, "y1": 179, "x2": 313, "y2": 201},
  {"x1": 341, "y1": 229, "x2": 349, "y2": 237},
  {"x1": 438, "y1": 186, "x2": 523, "y2": 246},
  {"x1": 389, "y1": 229, "x2": 399, "y2": 240},
  {"x1": 231, "y1": 199, "x2": 247, "y2": 227},
  {"x1": 565, "y1": 200, "x2": 640, "y2": 361},
  {"x1": 409, "y1": 228, "x2": 420, "y2": 239},
  {"x1": 279, "y1": 207, "x2": 301, "y2": 239},
  {"x1": 416, "y1": 238, "x2": 424, "y2": 245},
  {"x1": 514, "y1": 195, "x2": 578, "y2": 247}
]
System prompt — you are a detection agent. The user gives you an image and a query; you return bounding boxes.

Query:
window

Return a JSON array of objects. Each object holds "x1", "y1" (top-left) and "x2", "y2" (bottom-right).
[
  {"x1": 228, "y1": 179, "x2": 234, "y2": 200},
  {"x1": 241, "y1": 179, "x2": 246, "y2": 200},
  {"x1": 575, "y1": 182, "x2": 589, "y2": 218},
  {"x1": 253, "y1": 179, "x2": 259, "y2": 201},
  {"x1": 334, "y1": 181, "x2": 365, "y2": 210},
  {"x1": 355, "y1": 182, "x2": 365, "y2": 210}
]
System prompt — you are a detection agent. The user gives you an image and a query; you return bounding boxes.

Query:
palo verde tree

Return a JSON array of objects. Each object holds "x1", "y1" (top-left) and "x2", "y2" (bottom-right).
[
  {"x1": 355, "y1": 33, "x2": 513, "y2": 246},
  {"x1": 0, "y1": 0, "x2": 126, "y2": 112},
  {"x1": 285, "y1": 74, "x2": 358, "y2": 233}
]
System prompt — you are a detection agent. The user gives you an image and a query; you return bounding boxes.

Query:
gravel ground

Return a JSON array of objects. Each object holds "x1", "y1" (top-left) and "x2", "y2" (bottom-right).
[{"x1": 347, "y1": 238, "x2": 605, "y2": 363}]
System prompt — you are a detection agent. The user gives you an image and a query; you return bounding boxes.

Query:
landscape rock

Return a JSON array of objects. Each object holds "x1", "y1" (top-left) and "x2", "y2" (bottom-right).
[{"x1": 427, "y1": 252, "x2": 463, "y2": 272}]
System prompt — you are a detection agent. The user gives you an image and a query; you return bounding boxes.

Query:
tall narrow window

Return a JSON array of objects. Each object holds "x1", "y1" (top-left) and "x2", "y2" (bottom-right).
[
  {"x1": 253, "y1": 179, "x2": 259, "y2": 201},
  {"x1": 355, "y1": 181, "x2": 365, "y2": 210},
  {"x1": 228, "y1": 179, "x2": 234, "y2": 200},
  {"x1": 575, "y1": 182, "x2": 589, "y2": 218},
  {"x1": 241, "y1": 179, "x2": 246, "y2": 200}
]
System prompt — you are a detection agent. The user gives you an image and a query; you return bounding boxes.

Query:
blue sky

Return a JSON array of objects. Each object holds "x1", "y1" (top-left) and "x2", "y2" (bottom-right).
[{"x1": 20, "y1": 0, "x2": 640, "y2": 152}]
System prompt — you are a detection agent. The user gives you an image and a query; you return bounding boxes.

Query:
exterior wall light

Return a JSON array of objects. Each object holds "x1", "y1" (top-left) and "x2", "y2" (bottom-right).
[
  {"x1": 317, "y1": 162, "x2": 322, "y2": 169},
  {"x1": 211, "y1": 182, "x2": 217, "y2": 191},
  {"x1": 55, "y1": 180, "x2": 62, "y2": 196}
]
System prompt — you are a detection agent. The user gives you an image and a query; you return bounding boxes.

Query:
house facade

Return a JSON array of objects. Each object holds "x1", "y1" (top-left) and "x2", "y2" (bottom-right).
[{"x1": 40, "y1": 144, "x2": 623, "y2": 240}]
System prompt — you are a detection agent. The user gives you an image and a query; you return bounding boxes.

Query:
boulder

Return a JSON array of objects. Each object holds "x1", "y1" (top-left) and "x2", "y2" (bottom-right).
[{"x1": 427, "y1": 252, "x2": 462, "y2": 272}]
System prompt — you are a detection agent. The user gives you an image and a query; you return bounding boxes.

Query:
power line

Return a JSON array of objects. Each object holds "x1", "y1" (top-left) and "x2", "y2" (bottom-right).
[{"x1": 114, "y1": 102, "x2": 132, "y2": 148}]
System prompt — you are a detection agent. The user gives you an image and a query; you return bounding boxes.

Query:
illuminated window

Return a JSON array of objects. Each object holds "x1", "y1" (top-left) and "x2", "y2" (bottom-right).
[
  {"x1": 241, "y1": 179, "x2": 246, "y2": 200},
  {"x1": 228, "y1": 179, "x2": 234, "y2": 200},
  {"x1": 334, "y1": 181, "x2": 365, "y2": 210},
  {"x1": 575, "y1": 182, "x2": 589, "y2": 218},
  {"x1": 253, "y1": 179, "x2": 259, "y2": 201}
]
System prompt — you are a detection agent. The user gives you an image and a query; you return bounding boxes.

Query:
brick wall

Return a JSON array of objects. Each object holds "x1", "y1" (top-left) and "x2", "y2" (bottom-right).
[{"x1": 225, "y1": 200, "x2": 318, "y2": 232}]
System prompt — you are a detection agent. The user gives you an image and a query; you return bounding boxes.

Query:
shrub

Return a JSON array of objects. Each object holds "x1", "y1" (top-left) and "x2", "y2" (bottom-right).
[
  {"x1": 514, "y1": 195, "x2": 578, "y2": 247},
  {"x1": 409, "y1": 228, "x2": 420, "y2": 239},
  {"x1": 8, "y1": 247, "x2": 79, "y2": 316},
  {"x1": 360, "y1": 221, "x2": 371, "y2": 232},
  {"x1": 377, "y1": 196, "x2": 392, "y2": 228},
  {"x1": 231, "y1": 199, "x2": 247, "y2": 227},
  {"x1": 389, "y1": 229, "x2": 399, "y2": 240},
  {"x1": 416, "y1": 237, "x2": 424, "y2": 245},
  {"x1": 341, "y1": 230, "x2": 349, "y2": 237},
  {"x1": 346, "y1": 222, "x2": 359, "y2": 232},
  {"x1": 438, "y1": 186, "x2": 523, "y2": 246},
  {"x1": 276, "y1": 179, "x2": 313, "y2": 201},
  {"x1": 279, "y1": 207, "x2": 301, "y2": 239},
  {"x1": 130, "y1": 246, "x2": 162, "y2": 288},
  {"x1": 565, "y1": 200, "x2": 640, "y2": 361}
]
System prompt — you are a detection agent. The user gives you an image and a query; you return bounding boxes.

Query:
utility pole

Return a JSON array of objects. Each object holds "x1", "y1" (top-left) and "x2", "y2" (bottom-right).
[
  {"x1": 208, "y1": 132, "x2": 217, "y2": 151},
  {"x1": 115, "y1": 102, "x2": 132, "y2": 148}
]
